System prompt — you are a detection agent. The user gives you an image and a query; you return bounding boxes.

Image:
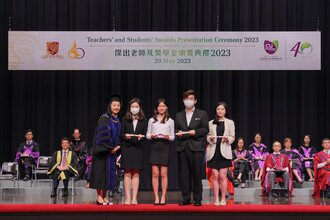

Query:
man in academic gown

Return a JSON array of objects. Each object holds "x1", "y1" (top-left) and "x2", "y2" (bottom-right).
[
  {"x1": 14, "y1": 129, "x2": 40, "y2": 181},
  {"x1": 313, "y1": 138, "x2": 330, "y2": 198},
  {"x1": 70, "y1": 128, "x2": 88, "y2": 179},
  {"x1": 261, "y1": 141, "x2": 293, "y2": 198},
  {"x1": 48, "y1": 137, "x2": 79, "y2": 197}
]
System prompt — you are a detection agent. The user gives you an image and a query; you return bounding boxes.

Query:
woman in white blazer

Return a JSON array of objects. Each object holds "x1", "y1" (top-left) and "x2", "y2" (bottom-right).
[{"x1": 206, "y1": 102, "x2": 235, "y2": 206}]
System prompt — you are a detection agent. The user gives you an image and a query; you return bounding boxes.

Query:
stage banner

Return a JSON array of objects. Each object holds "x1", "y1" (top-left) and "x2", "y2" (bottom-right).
[{"x1": 8, "y1": 31, "x2": 321, "y2": 70}]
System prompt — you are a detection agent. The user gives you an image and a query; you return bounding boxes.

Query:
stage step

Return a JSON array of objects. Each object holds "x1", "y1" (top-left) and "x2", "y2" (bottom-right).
[
  {"x1": 0, "y1": 179, "x2": 314, "y2": 189},
  {"x1": 0, "y1": 179, "x2": 314, "y2": 197},
  {"x1": 0, "y1": 179, "x2": 88, "y2": 188}
]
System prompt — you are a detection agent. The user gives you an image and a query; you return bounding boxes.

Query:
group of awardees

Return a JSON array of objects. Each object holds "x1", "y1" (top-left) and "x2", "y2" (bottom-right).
[{"x1": 14, "y1": 89, "x2": 330, "y2": 206}]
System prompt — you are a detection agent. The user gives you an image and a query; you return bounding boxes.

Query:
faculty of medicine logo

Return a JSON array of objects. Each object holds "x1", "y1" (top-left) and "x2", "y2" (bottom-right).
[
  {"x1": 68, "y1": 40, "x2": 85, "y2": 59},
  {"x1": 290, "y1": 42, "x2": 313, "y2": 57},
  {"x1": 264, "y1": 40, "x2": 279, "y2": 55},
  {"x1": 41, "y1": 41, "x2": 64, "y2": 59},
  {"x1": 260, "y1": 39, "x2": 282, "y2": 61}
]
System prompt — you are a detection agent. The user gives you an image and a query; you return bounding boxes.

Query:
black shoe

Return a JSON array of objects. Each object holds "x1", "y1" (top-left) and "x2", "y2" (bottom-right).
[
  {"x1": 233, "y1": 179, "x2": 241, "y2": 187},
  {"x1": 326, "y1": 192, "x2": 330, "y2": 198},
  {"x1": 284, "y1": 191, "x2": 290, "y2": 198},
  {"x1": 159, "y1": 202, "x2": 166, "y2": 206},
  {"x1": 154, "y1": 202, "x2": 160, "y2": 205},
  {"x1": 271, "y1": 192, "x2": 278, "y2": 198},
  {"x1": 62, "y1": 190, "x2": 68, "y2": 197},
  {"x1": 179, "y1": 201, "x2": 191, "y2": 206},
  {"x1": 96, "y1": 200, "x2": 107, "y2": 205},
  {"x1": 194, "y1": 201, "x2": 202, "y2": 206},
  {"x1": 23, "y1": 175, "x2": 30, "y2": 181},
  {"x1": 51, "y1": 190, "x2": 57, "y2": 197}
]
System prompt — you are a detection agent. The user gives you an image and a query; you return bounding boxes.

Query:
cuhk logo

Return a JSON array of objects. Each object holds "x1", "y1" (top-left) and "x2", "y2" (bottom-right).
[
  {"x1": 264, "y1": 40, "x2": 279, "y2": 55},
  {"x1": 42, "y1": 41, "x2": 64, "y2": 59},
  {"x1": 47, "y1": 42, "x2": 59, "y2": 55},
  {"x1": 290, "y1": 42, "x2": 313, "y2": 57}
]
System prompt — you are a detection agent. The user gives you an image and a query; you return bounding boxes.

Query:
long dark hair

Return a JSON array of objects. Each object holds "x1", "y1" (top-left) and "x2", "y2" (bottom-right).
[
  {"x1": 302, "y1": 134, "x2": 312, "y2": 146},
  {"x1": 125, "y1": 98, "x2": 145, "y2": 121},
  {"x1": 152, "y1": 99, "x2": 170, "y2": 124},
  {"x1": 236, "y1": 137, "x2": 245, "y2": 150},
  {"x1": 213, "y1": 102, "x2": 232, "y2": 122}
]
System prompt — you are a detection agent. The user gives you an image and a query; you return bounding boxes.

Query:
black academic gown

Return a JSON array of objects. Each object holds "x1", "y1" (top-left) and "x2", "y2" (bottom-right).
[
  {"x1": 89, "y1": 112, "x2": 121, "y2": 190},
  {"x1": 70, "y1": 140, "x2": 88, "y2": 178}
]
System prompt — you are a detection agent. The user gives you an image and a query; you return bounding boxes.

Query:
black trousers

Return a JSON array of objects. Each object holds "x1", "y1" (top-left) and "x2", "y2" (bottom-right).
[
  {"x1": 179, "y1": 146, "x2": 203, "y2": 203},
  {"x1": 52, "y1": 169, "x2": 73, "y2": 190},
  {"x1": 18, "y1": 158, "x2": 34, "y2": 178},
  {"x1": 77, "y1": 162, "x2": 87, "y2": 179},
  {"x1": 234, "y1": 161, "x2": 249, "y2": 183}
]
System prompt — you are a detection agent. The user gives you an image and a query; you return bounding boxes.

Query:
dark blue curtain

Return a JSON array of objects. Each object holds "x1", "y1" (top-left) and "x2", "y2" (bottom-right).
[{"x1": 0, "y1": 0, "x2": 329, "y2": 189}]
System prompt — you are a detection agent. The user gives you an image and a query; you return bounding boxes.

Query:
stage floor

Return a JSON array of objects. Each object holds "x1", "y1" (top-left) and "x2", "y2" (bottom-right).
[
  {"x1": 1, "y1": 191, "x2": 329, "y2": 205},
  {"x1": 1, "y1": 183, "x2": 329, "y2": 220}
]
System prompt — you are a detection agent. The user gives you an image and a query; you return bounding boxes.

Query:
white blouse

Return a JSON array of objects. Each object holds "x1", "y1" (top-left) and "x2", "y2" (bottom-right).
[
  {"x1": 146, "y1": 117, "x2": 175, "y2": 141},
  {"x1": 132, "y1": 119, "x2": 138, "y2": 131}
]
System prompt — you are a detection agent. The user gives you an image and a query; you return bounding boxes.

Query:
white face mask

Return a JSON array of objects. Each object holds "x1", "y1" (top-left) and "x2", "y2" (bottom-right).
[
  {"x1": 130, "y1": 107, "x2": 140, "y2": 115},
  {"x1": 183, "y1": 99, "x2": 195, "y2": 109}
]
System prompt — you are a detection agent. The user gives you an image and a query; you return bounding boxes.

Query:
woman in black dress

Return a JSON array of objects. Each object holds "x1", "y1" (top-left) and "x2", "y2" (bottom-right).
[
  {"x1": 206, "y1": 102, "x2": 235, "y2": 206},
  {"x1": 120, "y1": 98, "x2": 148, "y2": 205},
  {"x1": 146, "y1": 99, "x2": 175, "y2": 205}
]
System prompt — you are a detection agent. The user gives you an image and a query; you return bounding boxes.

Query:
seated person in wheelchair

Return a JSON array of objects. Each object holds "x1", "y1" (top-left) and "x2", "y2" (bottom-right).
[
  {"x1": 261, "y1": 141, "x2": 293, "y2": 198},
  {"x1": 48, "y1": 137, "x2": 78, "y2": 197}
]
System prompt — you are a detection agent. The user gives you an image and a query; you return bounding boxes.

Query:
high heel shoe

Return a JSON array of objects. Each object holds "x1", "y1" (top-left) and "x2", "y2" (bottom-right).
[
  {"x1": 213, "y1": 200, "x2": 220, "y2": 206},
  {"x1": 103, "y1": 199, "x2": 113, "y2": 205},
  {"x1": 219, "y1": 200, "x2": 226, "y2": 206}
]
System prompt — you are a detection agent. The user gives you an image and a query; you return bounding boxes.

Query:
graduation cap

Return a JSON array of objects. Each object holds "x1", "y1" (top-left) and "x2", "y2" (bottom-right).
[{"x1": 106, "y1": 94, "x2": 122, "y2": 104}]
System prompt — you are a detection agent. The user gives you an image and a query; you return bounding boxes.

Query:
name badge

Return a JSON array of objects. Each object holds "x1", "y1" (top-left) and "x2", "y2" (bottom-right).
[{"x1": 195, "y1": 118, "x2": 201, "y2": 120}]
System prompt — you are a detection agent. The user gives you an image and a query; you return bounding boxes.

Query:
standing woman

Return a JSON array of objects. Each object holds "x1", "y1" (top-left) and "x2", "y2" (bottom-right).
[
  {"x1": 206, "y1": 102, "x2": 235, "y2": 206},
  {"x1": 146, "y1": 99, "x2": 175, "y2": 205},
  {"x1": 120, "y1": 98, "x2": 148, "y2": 205},
  {"x1": 249, "y1": 133, "x2": 269, "y2": 181},
  {"x1": 90, "y1": 94, "x2": 122, "y2": 205}
]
